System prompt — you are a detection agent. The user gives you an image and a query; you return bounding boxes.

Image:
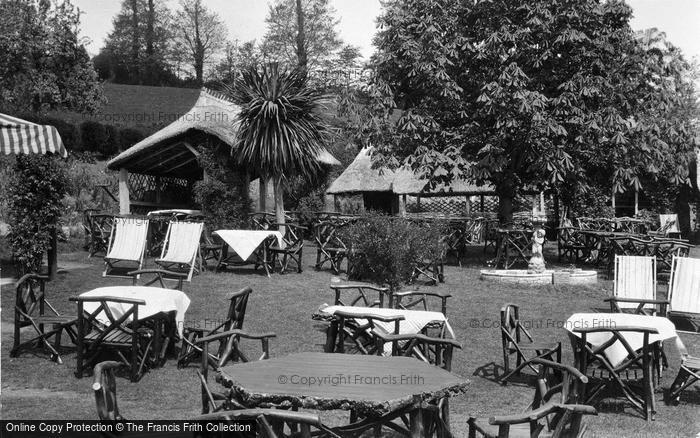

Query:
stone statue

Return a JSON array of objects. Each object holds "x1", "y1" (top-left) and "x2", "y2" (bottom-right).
[{"x1": 528, "y1": 227, "x2": 546, "y2": 274}]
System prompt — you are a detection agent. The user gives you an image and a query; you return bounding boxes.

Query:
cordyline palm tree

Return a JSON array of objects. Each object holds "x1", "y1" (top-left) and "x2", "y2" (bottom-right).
[{"x1": 229, "y1": 63, "x2": 330, "y2": 225}]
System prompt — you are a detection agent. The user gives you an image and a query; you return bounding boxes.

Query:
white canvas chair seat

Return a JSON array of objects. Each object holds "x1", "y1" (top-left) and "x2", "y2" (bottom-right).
[
  {"x1": 668, "y1": 256, "x2": 700, "y2": 331},
  {"x1": 103, "y1": 218, "x2": 149, "y2": 278},
  {"x1": 613, "y1": 255, "x2": 656, "y2": 309},
  {"x1": 155, "y1": 221, "x2": 204, "y2": 281},
  {"x1": 659, "y1": 214, "x2": 680, "y2": 235}
]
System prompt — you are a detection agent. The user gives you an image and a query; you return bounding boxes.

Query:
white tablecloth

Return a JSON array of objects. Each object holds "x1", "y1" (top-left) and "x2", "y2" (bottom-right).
[
  {"x1": 321, "y1": 305, "x2": 456, "y2": 355},
  {"x1": 214, "y1": 230, "x2": 284, "y2": 261},
  {"x1": 80, "y1": 286, "x2": 190, "y2": 337},
  {"x1": 565, "y1": 313, "x2": 680, "y2": 366}
]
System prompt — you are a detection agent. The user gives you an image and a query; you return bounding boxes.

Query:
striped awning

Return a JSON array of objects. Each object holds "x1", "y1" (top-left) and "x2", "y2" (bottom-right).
[{"x1": 0, "y1": 113, "x2": 67, "y2": 157}]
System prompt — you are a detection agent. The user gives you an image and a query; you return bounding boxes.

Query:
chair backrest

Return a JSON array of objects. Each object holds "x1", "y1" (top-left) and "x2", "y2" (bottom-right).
[
  {"x1": 194, "y1": 409, "x2": 341, "y2": 438},
  {"x1": 570, "y1": 325, "x2": 657, "y2": 373},
  {"x1": 159, "y1": 221, "x2": 204, "y2": 263},
  {"x1": 500, "y1": 303, "x2": 533, "y2": 351},
  {"x1": 613, "y1": 255, "x2": 656, "y2": 308},
  {"x1": 659, "y1": 214, "x2": 679, "y2": 234},
  {"x1": 393, "y1": 290, "x2": 451, "y2": 317},
  {"x1": 383, "y1": 333, "x2": 462, "y2": 371},
  {"x1": 248, "y1": 212, "x2": 276, "y2": 230},
  {"x1": 330, "y1": 283, "x2": 391, "y2": 307},
  {"x1": 127, "y1": 269, "x2": 187, "y2": 290},
  {"x1": 93, "y1": 361, "x2": 125, "y2": 421},
  {"x1": 14, "y1": 274, "x2": 52, "y2": 323},
  {"x1": 105, "y1": 216, "x2": 148, "y2": 261},
  {"x1": 272, "y1": 222, "x2": 305, "y2": 249},
  {"x1": 314, "y1": 221, "x2": 348, "y2": 251},
  {"x1": 71, "y1": 295, "x2": 146, "y2": 344},
  {"x1": 224, "y1": 287, "x2": 252, "y2": 331},
  {"x1": 668, "y1": 256, "x2": 700, "y2": 315}
]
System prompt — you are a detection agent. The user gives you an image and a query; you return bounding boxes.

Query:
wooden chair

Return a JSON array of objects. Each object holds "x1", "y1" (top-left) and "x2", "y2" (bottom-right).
[
  {"x1": 570, "y1": 325, "x2": 658, "y2": 420},
  {"x1": 127, "y1": 269, "x2": 188, "y2": 291},
  {"x1": 313, "y1": 220, "x2": 349, "y2": 274},
  {"x1": 178, "y1": 287, "x2": 253, "y2": 368},
  {"x1": 10, "y1": 274, "x2": 77, "y2": 364},
  {"x1": 87, "y1": 213, "x2": 114, "y2": 257},
  {"x1": 155, "y1": 220, "x2": 204, "y2": 282},
  {"x1": 468, "y1": 359, "x2": 597, "y2": 438},
  {"x1": 268, "y1": 222, "x2": 306, "y2": 273},
  {"x1": 667, "y1": 256, "x2": 700, "y2": 332},
  {"x1": 648, "y1": 214, "x2": 681, "y2": 238},
  {"x1": 103, "y1": 216, "x2": 149, "y2": 277},
  {"x1": 93, "y1": 361, "x2": 126, "y2": 421},
  {"x1": 556, "y1": 226, "x2": 586, "y2": 263},
  {"x1": 200, "y1": 225, "x2": 224, "y2": 270},
  {"x1": 329, "y1": 282, "x2": 391, "y2": 307},
  {"x1": 195, "y1": 329, "x2": 276, "y2": 414},
  {"x1": 194, "y1": 409, "x2": 342, "y2": 438},
  {"x1": 483, "y1": 219, "x2": 500, "y2": 254},
  {"x1": 331, "y1": 309, "x2": 404, "y2": 355},
  {"x1": 500, "y1": 303, "x2": 562, "y2": 384},
  {"x1": 393, "y1": 290, "x2": 450, "y2": 316},
  {"x1": 651, "y1": 238, "x2": 692, "y2": 281},
  {"x1": 71, "y1": 295, "x2": 155, "y2": 382},
  {"x1": 375, "y1": 332, "x2": 462, "y2": 371}
]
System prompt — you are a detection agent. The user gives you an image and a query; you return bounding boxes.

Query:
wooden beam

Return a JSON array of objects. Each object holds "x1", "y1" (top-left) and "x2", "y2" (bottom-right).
[
  {"x1": 118, "y1": 168, "x2": 130, "y2": 214},
  {"x1": 140, "y1": 148, "x2": 193, "y2": 173},
  {"x1": 182, "y1": 141, "x2": 200, "y2": 157},
  {"x1": 161, "y1": 156, "x2": 198, "y2": 175}
]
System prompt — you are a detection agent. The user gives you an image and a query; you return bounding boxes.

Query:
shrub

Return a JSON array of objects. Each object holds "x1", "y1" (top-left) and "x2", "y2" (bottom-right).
[
  {"x1": 80, "y1": 121, "x2": 107, "y2": 155},
  {"x1": 7, "y1": 155, "x2": 68, "y2": 275},
  {"x1": 103, "y1": 124, "x2": 120, "y2": 157},
  {"x1": 119, "y1": 128, "x2": 146, "y2": 151},
  {"x1": 339, "y1": 214, "x2": 444, "y2": 291},
  {"x1": 193, "y1": 145, "x2": 251, "y2": 232}
]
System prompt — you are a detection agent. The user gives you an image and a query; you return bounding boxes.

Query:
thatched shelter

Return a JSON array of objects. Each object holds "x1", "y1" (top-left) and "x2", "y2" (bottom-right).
[
  {"x1": 327, "y1": 147, "x2": 498, "y2": 215},
  {"x1": 108, "y1": 88, "x2": 339, "y2": 214}
]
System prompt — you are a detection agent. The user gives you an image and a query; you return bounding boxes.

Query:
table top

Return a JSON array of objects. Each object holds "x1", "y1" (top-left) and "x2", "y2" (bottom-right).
[
  {"x1": 218, "y1": 353, "x2": 469, "y2": 416},
  {"x1": 147, "y1": 209, "x2": 202, "y2": 217},
  {"x1": 80, "y1": 286, "x2": 190, "y2": 337},
  {"x1": 565, "y1": 313, "x2": 679, "y2": 366},
  {"x1": 214, "y1": 229, "x2": 284, "y2": 260}
]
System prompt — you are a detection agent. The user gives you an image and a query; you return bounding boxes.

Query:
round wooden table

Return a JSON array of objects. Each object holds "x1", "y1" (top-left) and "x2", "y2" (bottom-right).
[{"x1": 218, "y1": 352, "x2": 470, "y2": 437}]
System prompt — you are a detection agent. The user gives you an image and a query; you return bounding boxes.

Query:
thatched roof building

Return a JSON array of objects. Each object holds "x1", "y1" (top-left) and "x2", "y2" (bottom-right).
[{"x1": 108, "y1": 88, "x2": 339, "y2": 214}]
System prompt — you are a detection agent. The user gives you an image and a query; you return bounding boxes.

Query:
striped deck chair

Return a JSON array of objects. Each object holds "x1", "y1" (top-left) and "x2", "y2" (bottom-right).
[
  {"x1": 606, "y1": 255, "x2": 660, "y2": 315},
  {"x1": 668, "y1": 256, "x2": 700, "y2": 332},
  {"x1": 103, "y1": 217, "x2": 149, "y2": 278},
  {"x1": 155, "y1": 221, "x2": 204, "y2": 282}
]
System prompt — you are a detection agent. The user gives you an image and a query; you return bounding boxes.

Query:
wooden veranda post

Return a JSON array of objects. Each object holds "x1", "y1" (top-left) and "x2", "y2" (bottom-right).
[
  {"x1": 398, "y1": 194, "x2": 406, "y2": 217},
  {"x1": 259, "y1": 179, "x2": 267, "y2": 212},
  {"x1": 118, "y1": 168, "x2": 130, "y2": 215}
]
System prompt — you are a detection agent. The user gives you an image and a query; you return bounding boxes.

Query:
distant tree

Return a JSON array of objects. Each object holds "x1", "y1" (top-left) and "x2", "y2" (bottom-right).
[
  {"x1": 262, "y1": 0, "x2": 342, "y2": 70},
  {"x1": 362, "y1": 0, "x2": 698, "y2": 223},
  {"x1": 98, "y1": 0, "x2": 174, "y2": 85},
  {"x1": 210, "y1": 40, "x2": 263, "y2": 85},
  {"x1": 0, "y1": 0, "x2": 104, "y2": 114},
  {"x1": 173, "y1": 0, "x2": 227, "y2": 86}
]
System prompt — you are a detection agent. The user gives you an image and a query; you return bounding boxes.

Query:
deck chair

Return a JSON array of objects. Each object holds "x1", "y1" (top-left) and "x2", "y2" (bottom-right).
[
  {"x1": 570, "y1": 325, "x2": 659, "y2": 421},
  {"x1": 178, "y1": 287, "x2": 253, "y2": 368},
  {"x1": 468, "y1": 359, "x2": 597, "y2": 438},
  {"x1": 71, "y1": 295, "x2": 155, "y2": 382},
  {"x1": 605, "y1": 255, "x2": 664, "y2": 315},
  {"x1": 10, "y1": 274, "x2": 77, "y2": 364},
  {"x1": 268, "y1": 222, "x2": 306, "y2": 273},
  {"x1": 667, "y1": 256, "x2": 700, "y2": 332},
  {"x1": 500, "y1": 303, "x2": 562, "y2": 384},
  {"x1": 196, "y1": 329, "x2": 276, "y2": 414},
  {"x1": 652, "y1": 214, "x2": 680, "y2": 238},
  {"x1": 103, "y1": 216, "x2": 149, "y2": 277},
  {"x1": 155, "y1": 221, "x2": 204, "y2": 281}
]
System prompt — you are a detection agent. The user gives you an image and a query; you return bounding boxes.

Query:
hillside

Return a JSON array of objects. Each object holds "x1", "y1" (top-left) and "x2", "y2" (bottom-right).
[{"x1": 50, "y1": 83, "x2": 200, "y2": 135}]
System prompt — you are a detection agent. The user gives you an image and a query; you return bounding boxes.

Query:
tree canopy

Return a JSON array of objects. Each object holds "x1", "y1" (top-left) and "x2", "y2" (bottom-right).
[
  {"x1": 0, "y1": 0, "x2": 104, "y2": 114},
  {"x1": 362, "y1": 0, "x2": 699, "y2": 221}
]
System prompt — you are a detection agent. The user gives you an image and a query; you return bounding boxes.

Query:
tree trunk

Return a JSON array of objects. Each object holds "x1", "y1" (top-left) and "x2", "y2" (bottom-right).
[
  {"x1": 145, "y1": 0, "x2": 155, "y2": 84},
  {"x1": 496, "y1": 182, "x2": 516, "y2": 225},
  {"x1": 295, "y1": 0, "x2": 307, "y2": 72},
  {"x1": 273, "y1": 175, "x2": 285, "y2": 235},
  {"x1": 130, "y1": 0, "x2": 140, "y2": 84}
]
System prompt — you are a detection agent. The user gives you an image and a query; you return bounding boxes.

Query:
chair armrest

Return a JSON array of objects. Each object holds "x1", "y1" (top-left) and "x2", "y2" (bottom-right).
[
  {"x1": 489, "y1": 403, "x2": 597, "y2": 425},
  {"x1": 333, "y1": 310, "x2": 405, "y2": 323},
  {"x1": 573, "y1": 325, "x2": 659, "y2": 334},
  {"x1": 604, "y1": 297, "x2": 670, "y2": 305},
  {"x1": 16, "y1": 273, "x2": 50, "y2": 284},
  {"x1": 371, "y1": 331, "x2": 462, "y2": 349},
  {"x1": 393, "y1": 290, "x2": 452, "y2": 299},
  {"x1": 70, "y1": 296, "x2": 146, "y2": 305},
  {"x1": 195, "y1": 329, "x2": 277, "y2": 345},
  {"x1": 225, "y1": 287, "x2": 253, "y2": 300},
  {"x1": 528, "y1": 358, "x2": 587, "y2": 383},
  {"x1": 330, "y1": 283, "x2": 389, "y2": 293},
  {"x1": 92, "y1": 361, "x2": 126, "y2": 390},
  {"x1": 128, "y1": 269, "x2": 189, "y2": 279}
]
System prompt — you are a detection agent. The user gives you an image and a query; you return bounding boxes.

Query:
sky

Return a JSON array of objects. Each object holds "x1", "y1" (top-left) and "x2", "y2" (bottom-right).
[{"x1": 74, "y1": 0, "x2": 699, "y2": 62}]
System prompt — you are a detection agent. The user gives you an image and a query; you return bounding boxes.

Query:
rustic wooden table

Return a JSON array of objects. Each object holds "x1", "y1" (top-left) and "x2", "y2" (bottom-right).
[{"x1": 218, "y1": 352, "x2": 470, "y2": 437}]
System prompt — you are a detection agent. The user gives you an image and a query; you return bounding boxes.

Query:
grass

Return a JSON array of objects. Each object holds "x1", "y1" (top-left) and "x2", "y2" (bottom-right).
[{"x1": 1, "y1": 241, "x2": 699, "y2": 437}]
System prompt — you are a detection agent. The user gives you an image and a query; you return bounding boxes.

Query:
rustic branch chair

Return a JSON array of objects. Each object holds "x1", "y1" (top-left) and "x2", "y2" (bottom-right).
[
  {"x1": 667, "y1": 256, "x2": 700, "y2": 332},
  {"x1": 195, "y1": 329, "x2": 276, "y2": 414},
  {"x1": 330, "y1": 282, "x2": 391, "y2": 307},
  {"x1": 200, "y1": 225, "x2": 224, "y2": 270},
  {"x1": 103, "y1": 216, "x2": 149, "y2": 277},
  {"x1": 556, "y1": 226, "x2": 586, "y2": 263},
  {"x1": 71, "y1": 295, "x2": 155, "y2": 382},
  {"x1": 468, "y1": 358, "x2": 597, "y2": 438},
  {"x1": 155, "y1": 220, "x2": 204, "y2": 282},
  {"x1": 268, "y1": 222, "x2": 306, "y2": 273},
  {"x1": 494, "y1": 228, "x2": 533, "y2": 269},
  {"x1": 668, "y1": 348, "x2": 700, "y2": 405},
  {"x1": 178, "y1": 287, "x2": 253, "y2": 368},
  {"x1": 82, "y1": 208, "x2": 100, "y2": 251},
  {"x1": 500, "y1": 303, "x2": 562, "y2": 384},
  {"x1": 87, "y1": 213, "x2": 114, "y2": 257},
  {"x1": 410, "y1": 236, "x2": 446, "y2": 285},
  {"x1": 127, "y1": 269, "x2": 188, "y2": 291},
  {"x1": 332, "y1": 309, "x2": 404, "y2": 355},
  {"x1": 570, "y1": 325, "x2": 659, "y2": 420},
  {"x1": 651, "y1": 237, "x2": 692, "y2": 280},
  {"x1": 393, "y1": 290, "x2": 451, "y2": 338},
  {"x1": 93, "y1": 361, "x2": 126, "y2": 421},
  {"x1": 194, "y1": 409, "x2": 342, "y2": 438},
  {"x1": 313, "y1": 220, "x2": 349, "y2": 274},
  {"x1": 10, "y1": 274, "x2": 77, "y2": 364},
  {"x1": 483, "y1": 219, "x2": 500, "y2": 254}
]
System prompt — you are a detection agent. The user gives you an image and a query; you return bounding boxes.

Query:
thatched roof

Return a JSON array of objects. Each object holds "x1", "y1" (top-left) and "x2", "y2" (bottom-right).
[
  {"x1": 327, "y1": 147, "x2": 495, "y2": 196},
  {"x1": 108, "y1": 88, "x2": 339, "y2": 179}
]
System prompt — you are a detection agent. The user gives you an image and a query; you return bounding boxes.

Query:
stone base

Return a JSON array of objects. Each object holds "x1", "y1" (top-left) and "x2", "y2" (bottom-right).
[
  {"x1": 480, "y1": 269, "x2": 598, "y2": 286},
  {"x1": 552, "y1": 269, "x2": 597, "y2": 285}
]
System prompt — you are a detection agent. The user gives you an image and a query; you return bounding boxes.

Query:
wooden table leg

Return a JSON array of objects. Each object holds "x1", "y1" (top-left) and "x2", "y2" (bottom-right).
[{"x1": 410, "y1": 407, "x2": 425, "y2": 438}]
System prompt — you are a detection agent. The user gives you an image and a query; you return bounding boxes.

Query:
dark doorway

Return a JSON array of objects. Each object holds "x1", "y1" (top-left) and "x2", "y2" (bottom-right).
[{"x1": 363, "y1": 191, "x2": 396, "y2": 215}]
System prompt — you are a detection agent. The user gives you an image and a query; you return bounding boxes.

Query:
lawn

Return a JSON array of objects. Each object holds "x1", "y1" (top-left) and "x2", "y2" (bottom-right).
[{"x1": 1, "y1": 241, "x2": 699, "y2": 437}]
